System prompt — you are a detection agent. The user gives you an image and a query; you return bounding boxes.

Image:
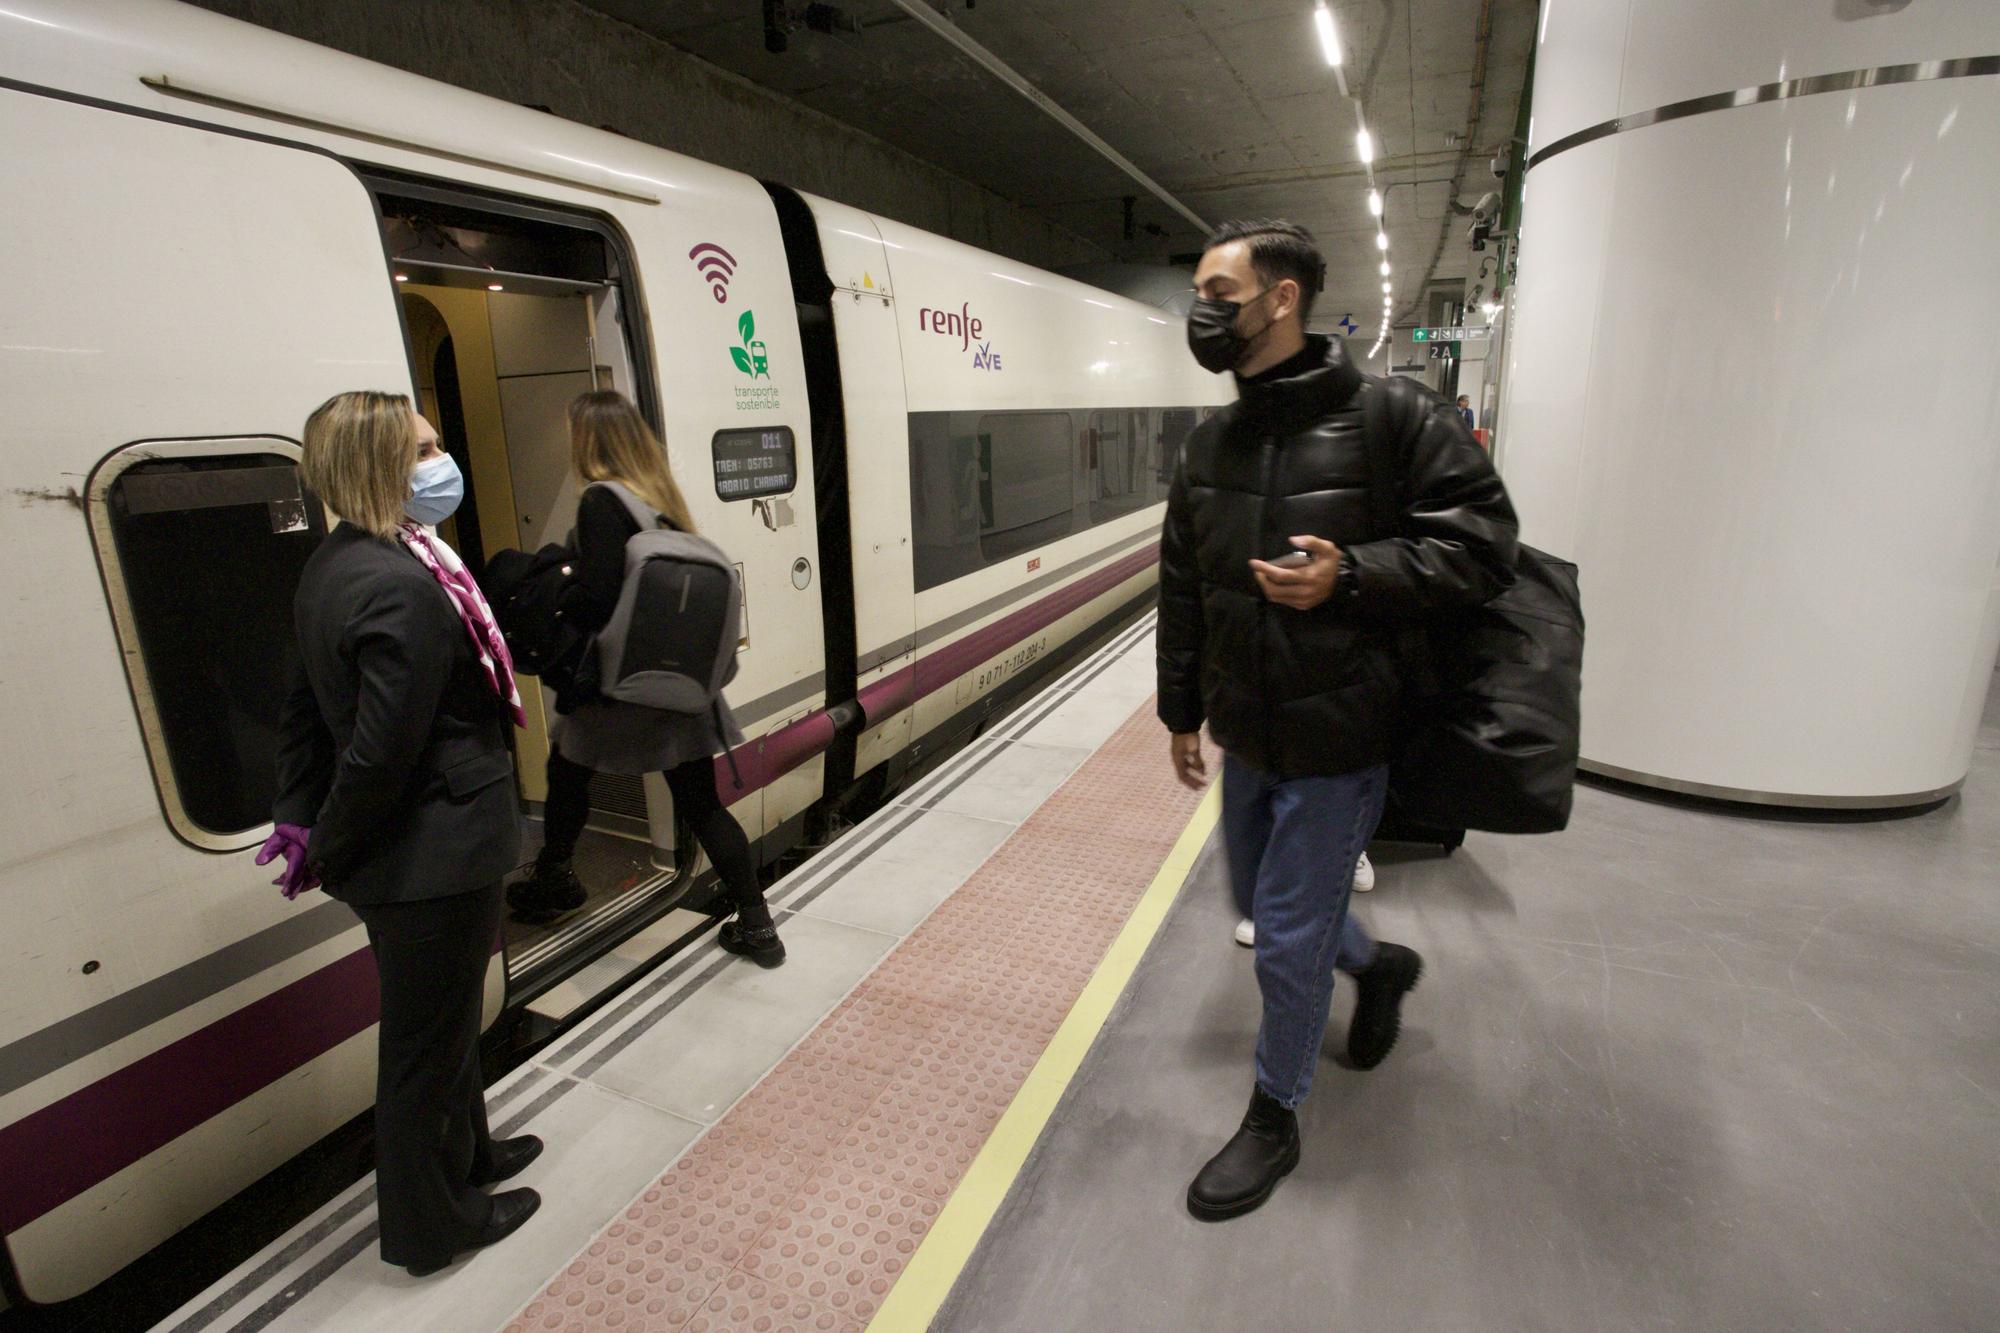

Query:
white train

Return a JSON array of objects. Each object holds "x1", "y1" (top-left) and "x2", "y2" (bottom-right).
[{"x1": 0, "y1": 0, "x2": 1227, "y2": 1305}]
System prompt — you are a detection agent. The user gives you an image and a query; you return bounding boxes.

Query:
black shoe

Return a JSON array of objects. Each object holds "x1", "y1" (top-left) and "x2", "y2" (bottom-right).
[
  {"x1": 1186, "y1": 1087, "x2": 1300, "y2": 1221},
  {"x1": 718, "y1": 919, "x2": 786, "y2": 968},
  {"x1": 508, "y1": 861, "x2": 584, "y2": 921},
  {"x1": 469, "y1": 1135, "x2": 543, "y2": 1188},
  {"x1": 404, "y1": 1188, "x2": 542, "y2": 1277},
  {"x1": 1348, "y1": 942, "x2": 1423, "y2": 1070}
]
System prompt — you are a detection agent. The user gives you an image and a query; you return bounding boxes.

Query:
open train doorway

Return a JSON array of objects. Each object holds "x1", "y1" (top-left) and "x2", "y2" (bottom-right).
[{"x1": 371, "y1": 175, "x2": 692, "y2": 1008}]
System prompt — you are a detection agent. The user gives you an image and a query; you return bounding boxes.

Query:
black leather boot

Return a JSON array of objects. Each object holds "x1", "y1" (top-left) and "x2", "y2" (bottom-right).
[
  {"x1": 507, "y1": 858, "x2": 585, "y2": 922},
  {"x1": 1348, "y1": 941, "x2": 1423, "y2": 1070},
  {"x1": 718, "y1": 919, "x2": 786, "y2": 967},
  {"x1": 1186, "y1": 1086, "x2": 1300, "y2": 1221}
]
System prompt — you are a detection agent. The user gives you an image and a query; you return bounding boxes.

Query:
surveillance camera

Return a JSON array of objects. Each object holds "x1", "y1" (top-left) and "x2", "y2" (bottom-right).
[
  {"x1": 1491, "y1": 149, "x2": 1511, "y2": 180},
  {"x1": 1471, "y1": 192, "x2": 1500, "y2": 226}
]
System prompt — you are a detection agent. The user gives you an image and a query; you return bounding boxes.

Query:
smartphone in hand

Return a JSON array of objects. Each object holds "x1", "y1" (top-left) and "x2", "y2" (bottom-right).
[{"x1": 1268, "y1": 545, "x2": 1312, "y2": 569}]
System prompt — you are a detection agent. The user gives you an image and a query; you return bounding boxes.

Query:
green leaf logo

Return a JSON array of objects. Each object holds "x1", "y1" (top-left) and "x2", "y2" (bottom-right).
[
  {"x1": 738, "y1": 310, "x2": 755, "y2": 344},
  {"x1": 730, "y1": 346, "x2": 753, "y2": 375}
]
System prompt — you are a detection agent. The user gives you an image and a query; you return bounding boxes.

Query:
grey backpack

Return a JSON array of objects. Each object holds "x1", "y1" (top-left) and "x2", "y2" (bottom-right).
[{"x1": 591, "y1": 481, "x2": 743, "y2": 715}]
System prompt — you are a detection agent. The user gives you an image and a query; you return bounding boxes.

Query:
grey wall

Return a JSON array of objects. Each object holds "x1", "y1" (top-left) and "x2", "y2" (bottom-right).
[{"x1": 183, "y1": 0, "x2": 1109, "y2": 271}]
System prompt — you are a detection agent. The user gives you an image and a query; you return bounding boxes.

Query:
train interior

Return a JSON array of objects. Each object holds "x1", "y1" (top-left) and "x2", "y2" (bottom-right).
[{"x1": 375, "y1": 184, "x2": 699, "y2": 1016}]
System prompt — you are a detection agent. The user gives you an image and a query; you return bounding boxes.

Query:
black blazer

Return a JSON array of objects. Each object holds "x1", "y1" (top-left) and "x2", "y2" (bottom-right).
[{"x1": 274, "y1": 524, "x2": 522, "y2": 906}]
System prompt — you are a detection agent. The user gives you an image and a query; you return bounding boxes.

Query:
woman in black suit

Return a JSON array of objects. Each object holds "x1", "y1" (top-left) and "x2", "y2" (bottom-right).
[{"x1": 268, "y1": 390, "x2": 541, "y2": 1276}]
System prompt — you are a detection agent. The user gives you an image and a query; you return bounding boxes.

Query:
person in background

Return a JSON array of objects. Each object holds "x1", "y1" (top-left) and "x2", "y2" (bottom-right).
[
  {"x1": 1234, "y1": 849, "x2": 1372, "y2": 947},
  {"x1": 506, "y1": 390, "x2": 785, "y2": 967},
  {"x1": 1159, "y1": 219, "x2": 1518, "y2": 1221},
  {"x1": 1457, "y1": 394, "x2": 1476, "y2": 430},
  {"x1": 269, "y1": 391, "x2": 541, "y2": 1277}
]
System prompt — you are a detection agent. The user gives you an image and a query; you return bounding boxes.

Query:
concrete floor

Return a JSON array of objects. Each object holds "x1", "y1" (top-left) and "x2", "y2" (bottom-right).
[{"x1": 937, "y1": 675, "x2": 2000, "y2": 1332}]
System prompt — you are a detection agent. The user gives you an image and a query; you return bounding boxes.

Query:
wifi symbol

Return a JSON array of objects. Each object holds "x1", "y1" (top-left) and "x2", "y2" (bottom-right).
[{"x1": 689, "y1": 243, "x2": 737, "y2": 303}]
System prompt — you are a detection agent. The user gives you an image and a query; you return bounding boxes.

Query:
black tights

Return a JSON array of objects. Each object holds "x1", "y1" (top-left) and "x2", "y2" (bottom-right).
[{"x1": 541, "y1": 750, "x2": 771, "y2": 928}]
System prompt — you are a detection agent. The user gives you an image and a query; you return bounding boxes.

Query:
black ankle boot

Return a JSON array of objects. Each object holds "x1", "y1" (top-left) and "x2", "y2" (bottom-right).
[
  {"x1": 1348, "y1": 942, "x2": 1423, "y2": 1070},
  {"x1": 507, "y1": 859, "x2": 585, "y2": 921},
  {"x1": 718, "y1": 918, "x2": 785, "y2": 967},
  {"x1": 1186, "y1": 1086, "x2": 1300, "y2": 1221}
]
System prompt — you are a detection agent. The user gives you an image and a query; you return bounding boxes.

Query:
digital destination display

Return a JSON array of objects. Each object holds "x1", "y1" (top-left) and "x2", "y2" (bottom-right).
[{"x1": 711, "y1": 426, "x2": 796, "y2": 500}]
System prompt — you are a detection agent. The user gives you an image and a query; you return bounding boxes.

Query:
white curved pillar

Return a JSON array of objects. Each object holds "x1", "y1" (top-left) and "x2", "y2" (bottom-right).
[{"x1": 1498, "y1": 1, "x2": 2000, "y2": 806}]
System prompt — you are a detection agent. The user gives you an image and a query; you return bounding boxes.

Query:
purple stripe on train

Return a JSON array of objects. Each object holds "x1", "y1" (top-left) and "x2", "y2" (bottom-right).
[{"x1": 0, "y1": 545, "x2": 1160, "y2": 1233}]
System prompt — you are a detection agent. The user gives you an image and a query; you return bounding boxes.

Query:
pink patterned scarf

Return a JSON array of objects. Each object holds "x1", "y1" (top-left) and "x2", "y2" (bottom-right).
[{"x1": 397, "y1": 522, "x2": 527, "y2": 728}]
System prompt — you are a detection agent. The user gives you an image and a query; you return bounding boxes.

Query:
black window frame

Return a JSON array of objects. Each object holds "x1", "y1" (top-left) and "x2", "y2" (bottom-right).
[
  {"x1": 909, "y1": 404, "x2": 1203, "y2": 593},
  {"x1": 85, "y1": 437, "x2": 328, "y2": 852}
]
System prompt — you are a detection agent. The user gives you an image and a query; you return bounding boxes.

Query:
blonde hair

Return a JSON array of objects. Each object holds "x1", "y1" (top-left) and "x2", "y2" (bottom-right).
[
  {"x1": 568, "y1": 391, "x2": 697, "y2": 534},
  {"x1": 301, "y1": 390, "x2": 416, "y2": 540}
]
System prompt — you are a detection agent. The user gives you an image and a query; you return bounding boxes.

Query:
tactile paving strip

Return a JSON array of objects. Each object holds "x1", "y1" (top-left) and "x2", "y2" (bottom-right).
[{"x1": 504, "y1": 701, "x2": 1202, "y2": 1333}]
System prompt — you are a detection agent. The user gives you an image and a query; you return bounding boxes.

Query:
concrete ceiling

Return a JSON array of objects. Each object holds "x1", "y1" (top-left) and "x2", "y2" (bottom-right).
[{"x1": 578, "y1": 0, "x2": 1537, "y2": 338}]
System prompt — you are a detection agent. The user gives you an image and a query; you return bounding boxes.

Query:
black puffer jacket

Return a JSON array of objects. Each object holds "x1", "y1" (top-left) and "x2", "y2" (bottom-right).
[{"x1": 1157, "y1": 336, "x2": 1519, "y2": 778}]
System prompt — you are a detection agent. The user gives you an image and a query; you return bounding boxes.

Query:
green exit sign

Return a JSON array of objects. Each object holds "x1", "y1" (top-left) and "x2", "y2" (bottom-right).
[{"x1": 1412, "y1": 326, "x2": 1493, "y2": 343}]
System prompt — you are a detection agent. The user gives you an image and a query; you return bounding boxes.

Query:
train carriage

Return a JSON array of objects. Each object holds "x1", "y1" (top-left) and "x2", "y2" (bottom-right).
[{"x1": 0, "y1": 0, "x2": 1227, "y2": 1304}]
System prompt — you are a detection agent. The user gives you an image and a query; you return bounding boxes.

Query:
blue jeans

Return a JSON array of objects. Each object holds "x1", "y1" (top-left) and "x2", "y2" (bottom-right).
[{"x1": 1223, "y1": 755, "x2": 1388, "y2": 1108}]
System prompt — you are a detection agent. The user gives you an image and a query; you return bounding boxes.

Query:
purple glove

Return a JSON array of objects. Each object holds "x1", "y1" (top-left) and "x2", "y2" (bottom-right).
[{"x1": 255, "y1": 823, "x2": 321, "y2": 899}]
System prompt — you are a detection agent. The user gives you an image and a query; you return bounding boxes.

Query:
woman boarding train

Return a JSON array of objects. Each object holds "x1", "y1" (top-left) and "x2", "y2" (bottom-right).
[
  {"x1": 505, "y1": 390, "x2": 784, "y2": 966},
  {"x1": 266, "y1": 388, "x2": 775, "y2": 1272}
]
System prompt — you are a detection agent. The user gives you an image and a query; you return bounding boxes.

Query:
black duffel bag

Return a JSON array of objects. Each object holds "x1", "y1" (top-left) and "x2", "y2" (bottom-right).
[{"x1": 1362, "y1": 377, "x2": 1584, "y2": 835}]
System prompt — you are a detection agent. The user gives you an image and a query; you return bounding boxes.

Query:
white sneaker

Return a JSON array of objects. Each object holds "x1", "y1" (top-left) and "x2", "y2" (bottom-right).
[
  {"x1": 1233, "y1": 917, "x2": 1255, "y2": 948},
  {"x1": 1353, "y1": 852, "x2": 1376, "y2": 892}
]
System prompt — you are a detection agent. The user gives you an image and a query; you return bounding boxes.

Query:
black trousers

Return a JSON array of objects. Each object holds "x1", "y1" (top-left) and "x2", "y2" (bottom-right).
[
  {"x1": 541, "y1": 751, "x2": 771, "y2": 926},
  {"x1": 350, "y1": 883, "x2": 504, "y2": 1267}
]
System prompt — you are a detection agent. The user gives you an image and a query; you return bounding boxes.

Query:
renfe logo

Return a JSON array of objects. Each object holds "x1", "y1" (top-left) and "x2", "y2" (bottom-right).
[{"x1": 919, "y1": 302, "x2": 983, "y2": 351}]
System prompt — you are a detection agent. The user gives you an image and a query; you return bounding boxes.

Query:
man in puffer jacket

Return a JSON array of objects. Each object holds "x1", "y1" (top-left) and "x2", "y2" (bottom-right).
[{"x1": 1159, "y1": 219, "x2": 1518, "y2": 1221}]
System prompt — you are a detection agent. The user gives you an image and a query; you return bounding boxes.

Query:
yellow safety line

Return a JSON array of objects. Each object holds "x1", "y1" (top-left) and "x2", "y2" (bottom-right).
[{"x1": 867, "y1": 782, "x2": 1222, "y2": 1332}]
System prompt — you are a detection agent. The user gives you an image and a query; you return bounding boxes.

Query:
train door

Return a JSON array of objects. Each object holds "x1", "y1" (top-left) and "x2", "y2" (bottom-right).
[
  {"x1": 792, "y1": 202, "x2": 918, "y2": 784},
  {"x1": 367, "y1": 181, "x2": 680, "y2": 996},
  {"x1": 0, "y1": 89, "x2": 417, "y2": 1304}
]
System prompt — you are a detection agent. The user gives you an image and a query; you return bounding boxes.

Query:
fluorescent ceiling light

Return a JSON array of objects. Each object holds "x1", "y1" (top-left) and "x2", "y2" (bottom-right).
[
  {"x1": 1368, "y1": 189, "x2": 1382, "y2": 216},
  {"x1": 1375, "y1": 232, "x2": 1389, "y2": 250},
  {"x1": 1314, "y1": 3, "x2": 1343, "y2": 67},
  {"x1": 1356, "y1": 128, "x2": 1374, "y2": 163},
  {"x1": 1382, "y1": 282, "x2": 1392, "y2": 294},
  {"x1": 1380, "y1": 261, "x2": 1391, "y2": 276}
]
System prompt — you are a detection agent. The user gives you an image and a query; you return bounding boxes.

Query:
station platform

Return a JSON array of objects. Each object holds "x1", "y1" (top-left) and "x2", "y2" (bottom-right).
[
  {"x1": 157, "y1": 614, "x2": 1197, "y2": 1332},
  {"x1": 154, "y1": 630, "x2": 2000, "y2": 1333}
]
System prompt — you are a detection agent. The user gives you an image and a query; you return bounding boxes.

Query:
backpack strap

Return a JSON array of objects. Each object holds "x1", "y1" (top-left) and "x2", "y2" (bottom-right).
[
  {"x1": 1359, "y1": 374, "x2": 1423, "y2": 538},
  {"x1": 592, "y1": 479, "x2": 665, "y2": 533},
  {"x1": 714, "y1": 700, "x2": 744, "y2": 791}
]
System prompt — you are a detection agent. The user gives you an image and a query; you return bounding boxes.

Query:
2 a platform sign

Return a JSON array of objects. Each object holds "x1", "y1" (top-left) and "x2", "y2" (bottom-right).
[{"x1": 1411, "y1": 325, "x2": 1493, "y2": 343}]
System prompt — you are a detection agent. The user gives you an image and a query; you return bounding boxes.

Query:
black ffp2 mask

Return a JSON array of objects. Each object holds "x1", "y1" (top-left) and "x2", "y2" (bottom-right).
[{"x1": 1186, "y1": 287, "x2": 1273, "y2": 373}]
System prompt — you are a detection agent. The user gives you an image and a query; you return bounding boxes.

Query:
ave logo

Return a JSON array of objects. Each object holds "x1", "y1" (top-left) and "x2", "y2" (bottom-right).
[{"x1": 921, "y1": 301, "x2": 1003, "y2": 370}]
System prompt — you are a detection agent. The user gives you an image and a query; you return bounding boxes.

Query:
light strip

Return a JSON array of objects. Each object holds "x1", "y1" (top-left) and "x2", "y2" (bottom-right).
[
  {"x1": 1314, "y1": 3, "x2": 1343, "y2": 67},
  {"x1": 883, "y1": 0, "x2": 1211, "y2": 231}
]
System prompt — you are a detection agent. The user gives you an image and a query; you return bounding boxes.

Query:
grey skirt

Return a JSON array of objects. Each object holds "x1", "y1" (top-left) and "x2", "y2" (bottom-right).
[{"x1": 550, "y1": 695, "x2": 746, "y2": 776}]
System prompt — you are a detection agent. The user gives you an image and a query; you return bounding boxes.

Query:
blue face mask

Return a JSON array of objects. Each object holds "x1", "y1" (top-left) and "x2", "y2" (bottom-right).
[{"x1": 406, "y1": 452, "x2": 464, "y2": 526}]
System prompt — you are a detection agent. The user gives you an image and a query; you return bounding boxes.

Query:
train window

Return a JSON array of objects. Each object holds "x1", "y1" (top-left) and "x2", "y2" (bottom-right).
[
  {"x1": 1158, "y1": 408, "x2": 1198, "y2": 489},
  {"x1": 88, "y1": 440, "x2": 327, "y2": 849},
  {"x1": 1085, "y1": 409, "x2": 1155, "y2": 523},
  {"x1": 711, "y1": 426, "x2": 797, "y2": 500},
  {"x1": 908, "y1": 405, "x2": 1204, "y2": 592},
  {"x1": 977, "y1": 412, "x2": 1075, "y2": 561}
]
